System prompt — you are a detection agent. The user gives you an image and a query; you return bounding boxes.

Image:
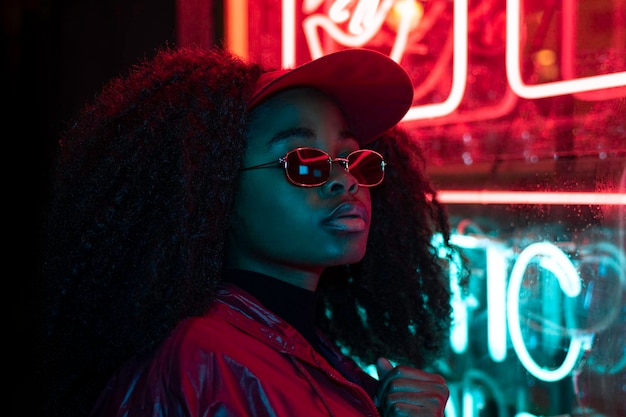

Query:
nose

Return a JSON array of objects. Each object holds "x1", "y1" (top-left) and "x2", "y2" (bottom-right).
[{"x1": 321, "y1": 160, "x2": 359, "y2": 195}]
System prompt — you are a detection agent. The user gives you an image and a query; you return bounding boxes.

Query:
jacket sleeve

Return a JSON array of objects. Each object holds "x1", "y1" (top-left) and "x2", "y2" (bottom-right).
[{"x1": 90, "y1": 349, "x2": 274, "y2": 417}]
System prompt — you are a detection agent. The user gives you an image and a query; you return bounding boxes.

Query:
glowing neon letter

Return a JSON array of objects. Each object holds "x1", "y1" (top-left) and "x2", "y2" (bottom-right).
[
  {"x1": 487, "y1": 246, "x2": 508, "y2": 362},
  {"x1": 506, "y1": 242, "x2": 583, "y2": 382}
]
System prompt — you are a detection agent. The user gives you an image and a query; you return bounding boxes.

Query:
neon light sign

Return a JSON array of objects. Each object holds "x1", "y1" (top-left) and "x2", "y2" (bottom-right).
[
  {"x1": 446, "y1": 237, "x2": 614, "y2": 380},
  {"x1": 442, "y1": 234, "x2": 626, "y2": 417},
  {"x1": 274, "y1": 0, "x2": 626, "y2": 122},
  {"x1": 486, "y1": 245, "x2": 507, "y2": 362},
  {"x1": 506, "y1": 242, "x2": 587, "y2": 382},
  {"x1": 291, "y1": 0, "x2": 469, "y2": 120},
  {"x1": 506, "y1": 0, "x2": 626, "y2": 100},
  {"x1": 437, "y1": 191, "x2": 626, "y2": 206}
]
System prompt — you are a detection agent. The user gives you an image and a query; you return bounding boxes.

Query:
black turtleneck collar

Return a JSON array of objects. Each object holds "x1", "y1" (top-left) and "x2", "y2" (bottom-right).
[{"x1": 223, "y1": 269, "x2": 318, "y2": 346}]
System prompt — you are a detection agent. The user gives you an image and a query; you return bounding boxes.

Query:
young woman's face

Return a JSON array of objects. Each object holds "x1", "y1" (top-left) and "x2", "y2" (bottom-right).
[{"x1": 226, "y1": 87, "x2": 372, "y2": 287}]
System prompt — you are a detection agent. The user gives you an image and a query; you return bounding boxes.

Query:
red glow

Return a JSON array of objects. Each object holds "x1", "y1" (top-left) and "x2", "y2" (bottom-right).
[
  {"x1": 506, "y1": 0, "x2": 626, "y2": 100},
  {"x1": 438, "y1": 190, "x2": 626, "y2": 205}
]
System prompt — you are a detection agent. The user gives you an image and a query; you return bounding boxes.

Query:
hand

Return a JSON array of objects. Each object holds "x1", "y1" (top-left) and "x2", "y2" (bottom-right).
[{"x1": 374, "y1": 357, "x2": 449, "y2": 417}]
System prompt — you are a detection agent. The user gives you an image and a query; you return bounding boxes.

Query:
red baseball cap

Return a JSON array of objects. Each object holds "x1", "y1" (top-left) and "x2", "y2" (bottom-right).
[{"x1": 247, "y1": 49, "x2": 413, "y2": 145}]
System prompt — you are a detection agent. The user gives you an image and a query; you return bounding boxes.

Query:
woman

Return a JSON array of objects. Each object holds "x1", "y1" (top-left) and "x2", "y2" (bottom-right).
[{"x1": 41, "y1": 46, "x2": 461, "y2": 416}]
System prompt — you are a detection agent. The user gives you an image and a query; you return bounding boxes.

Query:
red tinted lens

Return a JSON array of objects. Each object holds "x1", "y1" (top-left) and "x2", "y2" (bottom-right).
[
  {"x1": 285, "y1": 148, "x2": 331, "y2": 186},
  {"x1": 347, "y1": 150, "x2": 385, "y2": 186}
]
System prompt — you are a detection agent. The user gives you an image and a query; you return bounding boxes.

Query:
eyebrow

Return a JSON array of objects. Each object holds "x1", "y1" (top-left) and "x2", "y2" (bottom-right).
[
  {"x1": 268, "y1": 127, "x2": 356, "y2": 146},
  {"x1": 268, "y1": 127, "x2": 314, "y2": 145}
]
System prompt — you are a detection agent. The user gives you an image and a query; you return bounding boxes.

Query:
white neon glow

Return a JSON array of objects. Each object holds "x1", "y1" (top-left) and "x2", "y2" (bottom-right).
[
  {"x1": 449, "y1": 235, "x2": 509, "y2": 362},
  {"x1": 449, "y1": 248, "x2": 468, "y2": 354},
  {"x1": 406, "y1": 87, "x2": 519, "y2": 127},
  {"x1": 301, "y1": 0, "x2": 395, "y2": 60},
  {"x1": 462, "y1": 390, "x2": 474, "y2": 417},
  {"x1": 292, "y1": 0, "x2": 469, "y2": 119},
  {"x1": 561, "y1": 1, "x2": 626, "y2": 101},
  {"x1": 461, "y1": 370, "x2": 510, "y2": 417},
  {"x1": 444, "y1": 384, "x2": 458, "y2": 417},
  {"x1": 282, "y1": 0, "x2": 297, "y2": 67},
  {"x1": 328, "y1": 0, "x2": 355, "y2": 25},
  {"x1": 449, "y1": 234, "x2": 494, "y2": 250},
  {"x1": 437, "y1": 191, "x2": 626, "y2": 206},
  {"x1": 506, "y1": 0, "x2": 626, "y2": 99},
  {"x1": 388, "y1": 0, "x2": 419, "y2": 63},
  {"x1": 279, "y1": 0, "x2": 624, "y2": 122},
  {"x1": 507, "y1": 242, "x2": 583, "y2": 382},
  {"x1": 447, "y1": 234, "x2": 625, "y2": 382},
  {"x1": 346, "y1": 0, "x2": 379, "y2": 35},
  {"x1": 486, "y1": 246, "x2": 508, "y2": 362},
  {"x1": 436, "y1": 233, "x2": 471, "y2": 355},
  {"x1": 403, "y1": 0, "x2": 468, "y2": 120}
]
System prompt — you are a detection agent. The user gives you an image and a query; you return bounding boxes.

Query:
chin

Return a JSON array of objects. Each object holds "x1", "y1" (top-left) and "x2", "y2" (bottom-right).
[{"x1": 335, "y1": 247, "x2": 367, "y2": 265}]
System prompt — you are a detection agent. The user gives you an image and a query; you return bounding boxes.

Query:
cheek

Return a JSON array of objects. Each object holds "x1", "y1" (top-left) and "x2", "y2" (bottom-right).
[{"x1": 232, "y1": 177, "x2": 301, "y2": 235}]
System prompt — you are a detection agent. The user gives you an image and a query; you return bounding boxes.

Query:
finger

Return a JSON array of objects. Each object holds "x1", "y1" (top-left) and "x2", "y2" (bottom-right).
[
  {"x1": 376, "y1": 357, "x2": 395, "y2": 380},
  {"x1": 379, "y1": 391, "x2": 448, "y2": 417},
  {"x1": 375, "y1": 357, "x2": 395, "y2": 407},
  {"x1": 381, "y1": 376, "x2": 449, "y2": 399},
  {"x1": 377, "y1": 366, "x2": 446, "y2": 397},
  {"x1": 389, "y1": 365, "x2": 446, "y2": 384}
]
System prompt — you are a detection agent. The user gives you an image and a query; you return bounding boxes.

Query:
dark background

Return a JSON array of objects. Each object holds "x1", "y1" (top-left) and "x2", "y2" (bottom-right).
[{"x1": 4, "y1": 1, "x2": 181, "y2": 414}]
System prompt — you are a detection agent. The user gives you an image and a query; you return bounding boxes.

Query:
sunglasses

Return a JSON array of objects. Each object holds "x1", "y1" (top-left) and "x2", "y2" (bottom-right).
[{"x1": 240, "y1": 147, "x2": 386, "y2": 187}]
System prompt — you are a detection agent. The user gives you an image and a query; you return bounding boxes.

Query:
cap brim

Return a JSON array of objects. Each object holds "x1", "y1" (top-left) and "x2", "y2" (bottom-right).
[{"x1": 248, "y1": 49, "x2": 413, "y2": 145}]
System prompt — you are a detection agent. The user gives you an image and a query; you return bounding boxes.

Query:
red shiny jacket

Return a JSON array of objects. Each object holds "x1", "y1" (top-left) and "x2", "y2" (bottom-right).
[{"x1": 90, "y1": 283, "x2": 381, "y2": 417}]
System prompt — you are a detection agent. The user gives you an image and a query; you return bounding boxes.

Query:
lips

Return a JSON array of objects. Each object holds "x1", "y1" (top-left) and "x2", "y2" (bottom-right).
[{"x1": 322, "y1": 202, "x2": 369, "y2": 232}]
